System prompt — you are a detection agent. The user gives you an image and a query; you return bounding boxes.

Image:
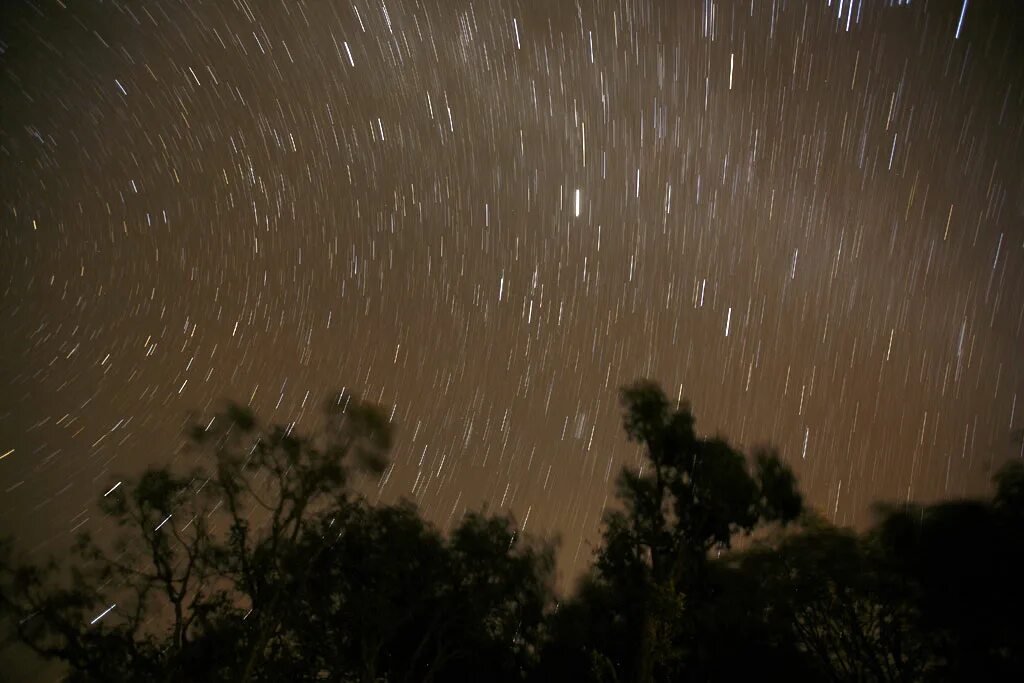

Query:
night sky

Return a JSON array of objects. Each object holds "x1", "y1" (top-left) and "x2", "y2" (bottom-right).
[{"x1": 1, "y1": 0, "x2": 1022, "y2": 584}]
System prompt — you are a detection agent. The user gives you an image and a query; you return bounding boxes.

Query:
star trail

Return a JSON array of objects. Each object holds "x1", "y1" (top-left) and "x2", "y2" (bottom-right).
[{"x1": 1, "y1": 0, "x2": 1022, "y2": 583}]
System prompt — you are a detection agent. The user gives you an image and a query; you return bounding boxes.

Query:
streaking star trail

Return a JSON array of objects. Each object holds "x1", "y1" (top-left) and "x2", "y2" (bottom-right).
[{"x1": 1, "y1": 0, "x2": 1022, "y2": 584}]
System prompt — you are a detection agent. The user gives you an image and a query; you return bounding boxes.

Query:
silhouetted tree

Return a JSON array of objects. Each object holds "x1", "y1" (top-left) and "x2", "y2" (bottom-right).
[
  {"x1": 720, "y1": 460, "x2": 1024, "y2": 682},
  {"x1": 725, "y1": 516, "x2": 927, "y2": 682},
  {"x1": 0, "y1": 390, "x2": 554, "y2": 682},
  {"x1": 277, "y1": 503, "x2": 553, "y2": 682},
  {"x1": 868, "y1": 461, "x2": 1024, "y2": 681},
  {"x1": 539, "y1": 380, "x2": 804, "y2": 682},
  {"x1": 5, "y1": 380, "x2": 1023, "y2": 683}
]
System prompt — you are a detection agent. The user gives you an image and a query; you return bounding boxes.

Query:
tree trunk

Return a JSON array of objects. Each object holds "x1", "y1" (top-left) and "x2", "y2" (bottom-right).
[{"x1": 634, "y1": 592, "x2": 658, "y2": 683}]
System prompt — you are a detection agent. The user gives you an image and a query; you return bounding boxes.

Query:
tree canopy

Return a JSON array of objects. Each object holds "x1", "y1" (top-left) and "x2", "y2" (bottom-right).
[{"x1": 2, "y1": 381, "x2": 1022, "y2": 682}]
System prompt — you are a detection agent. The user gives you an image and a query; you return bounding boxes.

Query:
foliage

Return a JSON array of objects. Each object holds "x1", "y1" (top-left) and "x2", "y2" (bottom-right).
[
  {"x1": 537, "y1": 380, "x2": 1024, "y2": 682},
  {"x1": 3, "y1": 381, "x2": 1022, "y2": 682},
  {"x1": 0, "y1": 391, "x2": 554, "y2": 682},
  {"x1": 541, "y1": 380, "x2": 805, "y2": 682}
]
